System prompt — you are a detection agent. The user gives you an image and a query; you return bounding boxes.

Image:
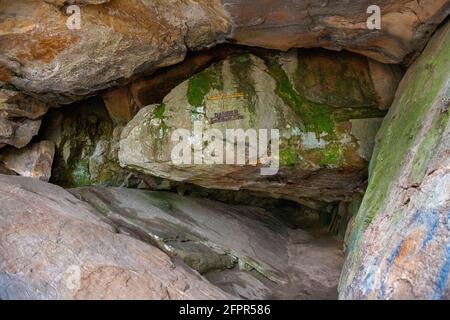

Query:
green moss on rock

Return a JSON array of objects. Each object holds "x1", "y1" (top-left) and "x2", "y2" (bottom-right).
[
  {"x1": 72, "y1": 159, "x2": 91, "y2": 187},
  {"x1": 321, "y1": 143, "x2": 341, "y2": 165},
  {"x1": 187, "y1": 64, "x2": 223, "y2": 108},
  {"x1": 41, "y1": 98, "x2": 131, "y2": 188},
  {"x1": 229, "y1": 54, "x2": 258, "y2": 126},
  {"x1": 347, "y1": 20, "x2": 450, "y2": 251},
  {"x1": 295, "y1": 49, "x2": 379, "y2": 108},
  {"x1": 263, "y1": 56, "x2": 336, "y2": 137}
]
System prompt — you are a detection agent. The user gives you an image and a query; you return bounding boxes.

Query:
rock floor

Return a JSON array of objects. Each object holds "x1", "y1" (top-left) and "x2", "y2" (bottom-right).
[
  {"x1": 0, "y1": 175, "x2": 344, "y2": 299},
  {"x1": 206, "y1": 228, "x2": 344, "y2": 300},
  {"x1": 72, "y1": 187, "x2": 344, "y2": 300}
]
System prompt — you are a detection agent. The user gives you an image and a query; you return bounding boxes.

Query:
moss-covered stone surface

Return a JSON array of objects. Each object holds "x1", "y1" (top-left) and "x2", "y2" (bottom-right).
[{"x1": 41, "y1": 97, "x2": 131, "y2": 188}]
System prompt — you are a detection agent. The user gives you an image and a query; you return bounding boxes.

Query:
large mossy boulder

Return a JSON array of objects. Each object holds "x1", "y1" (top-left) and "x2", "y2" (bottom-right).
[
  {"x1": 339, "y1": 21, "x2": 450, "y2": 300},
  {"x1": 119, "y1": 50, "x2": 400, "y2": 204}
]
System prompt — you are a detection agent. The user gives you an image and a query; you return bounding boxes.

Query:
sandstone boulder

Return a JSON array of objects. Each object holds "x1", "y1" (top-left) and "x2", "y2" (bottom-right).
[
  {"x1": 0, "y1": 141, "x2": 55, "y2": 181},
  {"x1": 0, "y1": 89, "x2": 49, "y2": 119},
  {"x1": 339, "y1": 20, "x2": 450, "y2": 300},
  {"x1": 0, "y1": 0, "x2": 447, "y2": 104},
  {"x1": 101, "y1": 86, "x2": 138, "y2": 125},
  {"x1": 0, "y1": 89, "x2": 49, "y2": 149},
  {"x1": 0, "y1": 0, "x2": 230, "y2": 104},
  {"x1": 223, "y1": 0, "x2": 450, "y2": 64},
  {"x1": 119, "y1": 50, "x2": 398, "y2": 204},
  {"x1": 0, "y1": 118, "x2": 41, "y2": 149},
  {"x1": 0, "y1": 174, "x2": 232, "y2": 300}
]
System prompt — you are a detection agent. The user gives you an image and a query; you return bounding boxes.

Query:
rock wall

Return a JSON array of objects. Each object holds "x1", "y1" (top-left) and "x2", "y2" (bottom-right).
[
  {"x1": 222, "y1": 0, "x2": 450, "y2": 64},
  {"x1": 0, "y1": 0, "x2": 447, "y2": 104},
  {"x1": 40, "y1": 97, "x2": 130, "y2": 187},
  {"x1": 0, "y1": 89, "x2": 50, "y2": 149},
  {"x1": 0, "y1": 141, "x2": 55, "y2": 181},
  {"x1": 339, "y1": 20, "x2": 450, "y2": 300},
  {"x1": 0, "y1": 0, "x2": 449, "y2": 301},
  {"x1": 0, "y1": 0, "x2": 230, "y2": 104}
]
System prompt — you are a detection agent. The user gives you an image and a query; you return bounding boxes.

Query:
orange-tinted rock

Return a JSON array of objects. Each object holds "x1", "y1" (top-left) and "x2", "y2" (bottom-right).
[
  {"x1": 101, "y1": 86, "x2": 137, "y2": 124},
  {"x1": 0, "y1": 0, "x2": 230, "y2": 104},
  {"x1": 0, "y1": 0, "x2": 447, "y2": 104}
]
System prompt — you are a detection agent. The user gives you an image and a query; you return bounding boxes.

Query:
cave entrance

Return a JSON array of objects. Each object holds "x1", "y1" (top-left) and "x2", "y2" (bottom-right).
[{"x1": 23, "y1": 44, "x2": 398, "y2": 299}]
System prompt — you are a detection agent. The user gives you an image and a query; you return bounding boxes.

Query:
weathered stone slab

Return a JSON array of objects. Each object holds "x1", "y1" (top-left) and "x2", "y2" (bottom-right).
[
  {"x1": 70, "y1": 186, "x2": 344, "y2": 299},
  {"x1": 0, "y1": 89, "x2": 48, "y2": 149},
  {"x1": 0, "y1": 175, "x2": 232, "y2": 300},
  {"x1": 339, "y1": 20, "x2": 450, "y2": 300},
  {"x1": 70, "y1": 186, "x2": 290, "y2": 283},
  {"x1": 0, "y1": 0, "x2": 447, "y2": 104}
]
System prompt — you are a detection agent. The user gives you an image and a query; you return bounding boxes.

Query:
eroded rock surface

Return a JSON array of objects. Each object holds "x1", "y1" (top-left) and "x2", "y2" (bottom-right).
[
  {"x1": 0, "y1": 0, "x2": 447, "y2": 104},
  {"x1": 101, "y1": 86, "x2": 139, "y2": 125},
  {"x1": 206, "y1": 228, "x2": 344, "y2": 300},
  {"x1": 0, "y1": 0, "x2": 230, "y2": 104},
  {"x1": 0, "y1": 0, "x2": 448, "y2": 302},
  {"x1": 0, "y1": 174, "x2": 343, "y2": 300},
  {"x1": 119, "y1": 50, "x2": 397, "y2": 204},
  {"x1": 339, "y1": 20, "x2": 450, "y2": 300},
  {"x1": 71, "y1": 187, "x2": 289, "y2": 281},
  {"x1": 223, "y1": 0, "x2": 450, "y2": 64},
  {"x1": 0, "y1": 89, "x2": 49, "y2": 149},
  {"x1": 128, "y1": 45, "x2": 239, "y2": 109},
  {"x1": 71, "y1": 186, "x2": 344, "y2": 299},
  {"x1": 0, "y1": 175, "x2": 233, "y2": 300},
  {"x1": 41, "y1": 97, "x2": 131, "y2": 187},
  {"x1": 0, "y1": 141, "x2": 55, "y2": 181}
]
